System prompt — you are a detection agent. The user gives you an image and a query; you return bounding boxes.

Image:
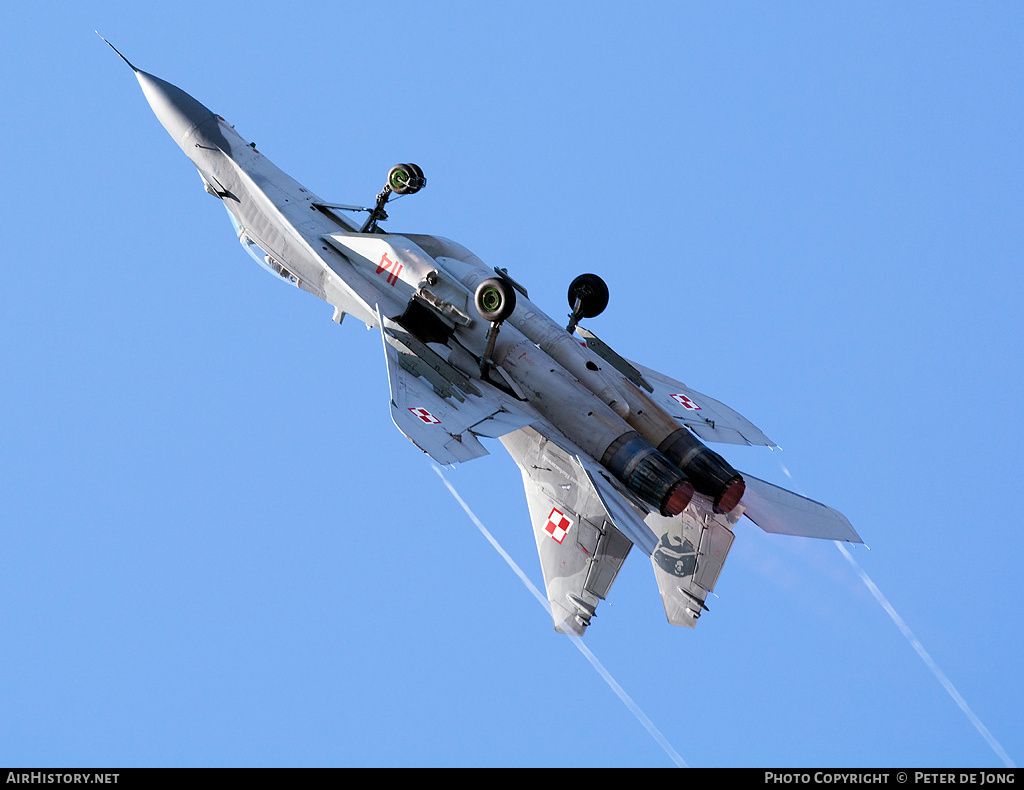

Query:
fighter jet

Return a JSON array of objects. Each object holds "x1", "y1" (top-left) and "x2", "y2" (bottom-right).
[{"x1": 106, "y1": 40, "x2": 861, "y2": 635}]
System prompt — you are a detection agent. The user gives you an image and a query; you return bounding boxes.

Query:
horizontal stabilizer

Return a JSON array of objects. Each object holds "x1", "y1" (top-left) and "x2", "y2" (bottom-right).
[{"x1": 742, "y1": 474, "x2": 861, "y2": 543}]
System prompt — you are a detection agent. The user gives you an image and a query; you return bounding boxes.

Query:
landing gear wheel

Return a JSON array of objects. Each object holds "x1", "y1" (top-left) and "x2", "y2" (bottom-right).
[
  {"x1": 405, "y1": 162, "x2": 425, "y2": 192},
  {"x1": 387, "y1": 163, "x2": 425, "y2": 195},
  {"x1": 567, "y1": 273, "x2": 609, "y2": 319},
  {"x1": 388, "y1": 164, "x2": 415, "y2": 194},
  {"x1": 475, "y1": 277, "x2": 517, "y2": 323}
]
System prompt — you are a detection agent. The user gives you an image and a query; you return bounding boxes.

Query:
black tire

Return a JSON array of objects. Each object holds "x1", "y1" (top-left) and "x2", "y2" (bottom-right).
[
  {"x1": 475, "y1": 277, "x2": 517, "y2": 323},
  {"x1": 405, "y1": 162, "x2": 425, "y2": 193},
  {"x1": 567, "y1": 273, "x2": 609, "y2": 319}
]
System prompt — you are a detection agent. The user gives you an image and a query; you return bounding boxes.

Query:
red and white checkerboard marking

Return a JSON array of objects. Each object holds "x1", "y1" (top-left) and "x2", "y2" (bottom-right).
[
  {"x1": 408, "y1": 407, "x2": 441, "y2": 424},
  {"x1": 670, "y1": 393, "x2": 702, "y2": 411},
  {"x1": 544, "y1": 507, "x2": 573, "y2": 544}
]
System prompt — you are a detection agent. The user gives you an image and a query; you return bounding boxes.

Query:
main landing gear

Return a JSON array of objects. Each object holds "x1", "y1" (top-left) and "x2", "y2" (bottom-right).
[
  {"x1": 565, "y1": 273, "x2": 609, "y2": 334},
  {"x1": 474, "y1": 276, "x2": 517, "y2": 376}
]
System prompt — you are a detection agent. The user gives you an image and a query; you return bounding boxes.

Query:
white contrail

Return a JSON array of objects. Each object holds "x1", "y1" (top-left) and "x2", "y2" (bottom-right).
[
  {"x1": 565, "y1": 631, "x2": 688, "y2": 767},
  {"x1": 434, "y1": 466, "x2": 688, "y2": 768},
  {"x1": 834, "y1": 541, "x2": 1015, "y2": 768},
  {"x1": 777, "y1": 459, "x2": 1014, "y2": 767}
]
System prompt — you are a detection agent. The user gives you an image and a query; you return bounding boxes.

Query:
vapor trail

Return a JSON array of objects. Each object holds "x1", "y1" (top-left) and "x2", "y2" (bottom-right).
[
  {"x1": 834, "y1": 541, "x2": 1015, "y2": 768},
  {"x1": 777, "y1": 460, "x2": 1014, "y2": 767},
  {"x1": 434, "y1": 466, "x2": 688, "y2": 768}
]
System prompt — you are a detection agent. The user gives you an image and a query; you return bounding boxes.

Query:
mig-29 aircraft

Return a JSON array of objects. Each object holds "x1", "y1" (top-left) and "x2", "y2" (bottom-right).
[{"x1": 106, "y1": 39, "x2": 861, "y2": 636}]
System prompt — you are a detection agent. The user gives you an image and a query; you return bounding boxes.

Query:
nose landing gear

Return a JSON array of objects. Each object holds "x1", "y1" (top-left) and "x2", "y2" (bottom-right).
[
  {"x1": 360, "y1": 163, "x2": 426, "y2": 233},
  {"x1": 387, "y1": 163, "x2": 425, "y2": 195}
]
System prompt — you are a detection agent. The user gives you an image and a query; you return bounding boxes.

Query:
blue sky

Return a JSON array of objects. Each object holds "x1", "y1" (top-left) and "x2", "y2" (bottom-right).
[{"x1": 1, "y1": 1, "x2": 1021, "y2": 768}]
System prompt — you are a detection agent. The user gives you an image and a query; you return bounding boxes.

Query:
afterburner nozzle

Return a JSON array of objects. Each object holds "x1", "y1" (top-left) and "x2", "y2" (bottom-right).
[
  {"x1": 658, "y1": 428, "x2": 745, "y2": 513},
  {"x1": 715, "y1": 475, "x2": 746, "y2": 514},
  {"x1": 602, "y1": 433, "x2": 694, "y2": 517},
  {"x1": 663, "y1": 479, "x2": 696, "y2": 517}
]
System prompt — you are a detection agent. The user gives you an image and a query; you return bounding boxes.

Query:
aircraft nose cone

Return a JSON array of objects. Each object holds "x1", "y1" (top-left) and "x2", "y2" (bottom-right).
[{"x1": 135, "y1": 69, "x2": 216, "y2": 149}]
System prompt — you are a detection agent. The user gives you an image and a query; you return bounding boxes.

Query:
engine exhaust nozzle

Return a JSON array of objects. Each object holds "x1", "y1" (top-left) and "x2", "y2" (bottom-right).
[{"x1": 602, "y1": 433, "x2": 694, "y2": 517}]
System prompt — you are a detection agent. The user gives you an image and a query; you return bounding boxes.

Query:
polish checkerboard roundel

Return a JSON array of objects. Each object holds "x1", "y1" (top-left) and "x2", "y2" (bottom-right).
[
  {"x1": 408, "y1": 407, "x2": 441, "y2": 424},
  {"x1": 544, "y1": 507, "x2": 573, "y2": 544},
  {"x1": 670, "y1": 393, "x2": 701, "y2": 410}
]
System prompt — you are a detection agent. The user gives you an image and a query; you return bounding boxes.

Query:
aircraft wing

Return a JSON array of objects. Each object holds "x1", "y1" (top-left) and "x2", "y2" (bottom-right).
[
  {"x1": 500, "y1": 425, "x2": 651, "y2": 635},
  {"x1": 629, "y1": 360, "x2": 776, "y2": 447},
  {"x1": 378, "y1": 311, "x2": 533, "y2": 465}
]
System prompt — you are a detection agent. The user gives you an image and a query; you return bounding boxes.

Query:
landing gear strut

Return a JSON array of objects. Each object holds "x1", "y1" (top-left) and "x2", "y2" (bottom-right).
[{"x1": 474, "y1": 277, "x2": 517, "y2": 376}]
